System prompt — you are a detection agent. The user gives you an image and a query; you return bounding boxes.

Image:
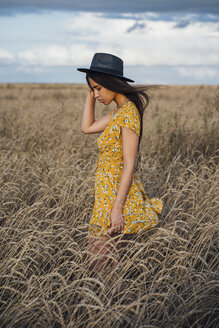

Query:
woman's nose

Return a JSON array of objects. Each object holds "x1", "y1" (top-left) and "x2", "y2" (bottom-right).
[{"x1": 94, "y1": 90, "x2": 99, "y2": 98}]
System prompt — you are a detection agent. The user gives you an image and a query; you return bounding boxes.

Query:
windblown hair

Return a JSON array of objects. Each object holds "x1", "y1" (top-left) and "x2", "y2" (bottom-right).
[{"x1": 86, "y1": 71, "x2": 154, "y2": 152}]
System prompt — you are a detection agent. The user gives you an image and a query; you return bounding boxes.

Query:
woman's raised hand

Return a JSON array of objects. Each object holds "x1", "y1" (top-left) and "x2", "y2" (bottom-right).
[{"x1": 88, "y1": 87, "x2": 95, "y2": 97}]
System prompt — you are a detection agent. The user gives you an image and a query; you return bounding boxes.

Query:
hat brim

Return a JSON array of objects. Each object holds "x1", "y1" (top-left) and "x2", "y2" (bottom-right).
[{"x1": 77, "y1": 68, "x2": 134, "y2": 83}]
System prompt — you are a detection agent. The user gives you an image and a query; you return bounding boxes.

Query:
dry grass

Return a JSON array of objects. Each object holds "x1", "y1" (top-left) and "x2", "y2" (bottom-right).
[{"x1": 0, "y1": 83, "x2": 218, "y2": 328}]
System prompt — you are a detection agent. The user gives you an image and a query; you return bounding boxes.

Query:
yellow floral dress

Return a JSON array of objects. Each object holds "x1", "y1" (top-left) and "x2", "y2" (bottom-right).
[{"x1": 89, "y1": 101, "x2": 163, "y2": 237}]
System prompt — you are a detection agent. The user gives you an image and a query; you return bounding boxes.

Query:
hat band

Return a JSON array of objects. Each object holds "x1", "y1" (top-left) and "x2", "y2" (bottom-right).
[{"x1": 90, "y1": 65, "x2": 123, "y2": 77}]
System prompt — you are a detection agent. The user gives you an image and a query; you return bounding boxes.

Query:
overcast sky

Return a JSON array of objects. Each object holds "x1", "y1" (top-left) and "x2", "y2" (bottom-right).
[{"x1": 0, "y1": 0, "x2": 219, "y2": 84}]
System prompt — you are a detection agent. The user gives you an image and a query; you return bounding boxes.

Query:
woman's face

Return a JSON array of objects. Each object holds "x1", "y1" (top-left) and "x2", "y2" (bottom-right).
[{"x1": 88, "y1": 77, "x2": 117, "y2": 105}]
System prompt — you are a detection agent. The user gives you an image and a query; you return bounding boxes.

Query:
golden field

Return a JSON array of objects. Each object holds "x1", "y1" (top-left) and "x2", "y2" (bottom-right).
[{"x1": 0, "y1": 83, "x2": 218, "y2": 328}]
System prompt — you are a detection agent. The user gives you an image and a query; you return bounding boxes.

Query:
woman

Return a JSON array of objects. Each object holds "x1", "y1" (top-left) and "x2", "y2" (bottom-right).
[{"x1": 77, "y1": 53, "x2": 163, "y2": 276}]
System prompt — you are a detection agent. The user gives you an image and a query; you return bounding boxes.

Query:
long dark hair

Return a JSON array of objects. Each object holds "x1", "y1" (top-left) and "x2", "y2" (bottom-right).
[{"x1": 86, "y1": 71, "x2": 153, "y2": 152}]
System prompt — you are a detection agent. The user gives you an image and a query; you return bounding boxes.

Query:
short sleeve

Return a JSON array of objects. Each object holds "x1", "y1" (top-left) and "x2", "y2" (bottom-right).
[{"x1": 118, "y1": 102, "x2": 140, "y2": 137}]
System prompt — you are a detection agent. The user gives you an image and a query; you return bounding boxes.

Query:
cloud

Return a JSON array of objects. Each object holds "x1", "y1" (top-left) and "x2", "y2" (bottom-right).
[
  {"x1": 0, "y1": 8, "x2": 218, "y2": 84},
  {"x1": 17, "y1": 44, "x2": 94, "y2": 66},
  {"x1": 172, "y1": 13, "x2": 208, "y2": 28},
  {"x1": 13, "y1": 21, "x2": 219, "y2": 69},
  {"x1": 174, "y1": 19, "x2": 191, "y2": 28},
  {"x1": 61, "y1": 13, "x2": 219, "y2": 66},
  {"x1": 1, "y1": 12, "x2": 219, "y2": 69},
  {"x1": 127, "y1": 22, "x2": 146, "y2": 33},
  {"x1": 0, "y1": 0, "x2": 219, "y2": 15},
  {"x1": 18, "y1": 45, "x2": 70, "y2": 66},
  {"x1": 176, "y1": 66, "x2": 217, "y2": 79},
  {"x1": 0, "y1": 48, "x2": 14, "y2": 63}
]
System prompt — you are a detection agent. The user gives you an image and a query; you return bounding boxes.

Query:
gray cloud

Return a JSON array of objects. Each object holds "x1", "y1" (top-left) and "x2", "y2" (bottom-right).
[
  {"x1": 0, "y1": 0, "x2": 219, "y2": 15},
  {"x1": 127, "y1": 22, "x2": 146, "y2": 33},
  {"x1": 174, "y1": 19, "x2": 191, "y2": 28}
]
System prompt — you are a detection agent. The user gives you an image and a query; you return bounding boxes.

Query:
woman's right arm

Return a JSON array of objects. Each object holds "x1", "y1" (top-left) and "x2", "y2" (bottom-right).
[{"x1": 80, "y1": 90, "x2": 112, "y2": 134}]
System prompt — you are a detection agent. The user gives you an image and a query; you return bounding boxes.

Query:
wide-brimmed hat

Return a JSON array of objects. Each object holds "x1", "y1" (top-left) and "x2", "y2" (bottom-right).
[{"x1": 77, "y1": 53, "x2": 134, "y2": 83}]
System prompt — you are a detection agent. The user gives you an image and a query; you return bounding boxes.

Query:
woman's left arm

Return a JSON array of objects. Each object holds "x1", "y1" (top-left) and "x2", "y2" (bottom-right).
[{"x1": 110, "y1": 126, "x2": 139, "y2": 234}]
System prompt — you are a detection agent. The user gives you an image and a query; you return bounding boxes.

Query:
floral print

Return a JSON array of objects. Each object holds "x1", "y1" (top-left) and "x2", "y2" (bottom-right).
[{"x1": 89, "y1": 101, "x2": 163, "y2": 237}]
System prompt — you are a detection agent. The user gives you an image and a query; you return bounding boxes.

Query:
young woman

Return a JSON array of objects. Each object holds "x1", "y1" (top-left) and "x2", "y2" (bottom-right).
[{"x1": 77, "y1": 53, "x2": 163, "y2": 276}]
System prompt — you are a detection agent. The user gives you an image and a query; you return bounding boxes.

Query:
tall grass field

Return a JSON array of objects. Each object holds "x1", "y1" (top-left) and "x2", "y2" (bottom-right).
[{"x1": 0, "y1": 84, "x2": 218, "y2": 328}]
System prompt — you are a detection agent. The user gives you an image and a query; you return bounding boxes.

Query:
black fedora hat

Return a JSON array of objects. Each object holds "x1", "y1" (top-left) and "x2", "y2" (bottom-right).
[{"x1": 77, "y1": 53, "x2": 134, "y2": 83}]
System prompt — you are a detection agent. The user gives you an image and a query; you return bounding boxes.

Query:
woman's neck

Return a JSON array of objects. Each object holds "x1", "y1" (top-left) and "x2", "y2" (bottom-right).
[{"x1": 114, "y1": 94, "x2": 129, "y2": 109}]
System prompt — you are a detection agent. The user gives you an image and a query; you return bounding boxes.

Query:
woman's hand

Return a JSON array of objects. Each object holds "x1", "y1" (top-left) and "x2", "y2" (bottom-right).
[
  {"x1": 109, "y1": 203, "x2": 124, "y2": 235},
  {"x1": 88, "y1": 87, "x2": 95, "y2": 98}
]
